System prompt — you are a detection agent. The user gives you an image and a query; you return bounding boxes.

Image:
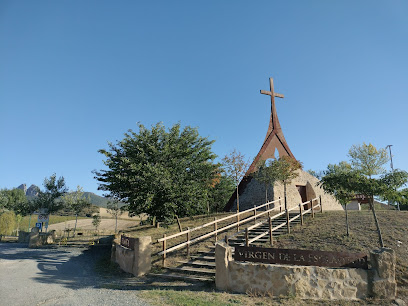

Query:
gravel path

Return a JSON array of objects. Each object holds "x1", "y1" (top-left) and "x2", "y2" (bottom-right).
[{"x1": 0, "y1": 243, "x2": 149, "y2": 306}]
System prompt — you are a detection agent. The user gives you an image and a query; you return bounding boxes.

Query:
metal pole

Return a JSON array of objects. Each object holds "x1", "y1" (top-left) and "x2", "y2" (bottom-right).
[{"x1": 299, "y1": 203, "x2": 303, "y2": 225}]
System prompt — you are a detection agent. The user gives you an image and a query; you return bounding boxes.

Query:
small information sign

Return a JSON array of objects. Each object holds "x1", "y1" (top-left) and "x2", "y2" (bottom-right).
[
  {"x1": 38, "y1": 214, "x2": 49, "y2": 223},
  {"x1": 35, "y1": 222, "x2": 42, "y2": 230},
  {"x1": 234, "y1": 246, "x2": 368, "y2": 269},
  {"x1": 120, "y1": 235, "x2": 136, "y2": 250}
]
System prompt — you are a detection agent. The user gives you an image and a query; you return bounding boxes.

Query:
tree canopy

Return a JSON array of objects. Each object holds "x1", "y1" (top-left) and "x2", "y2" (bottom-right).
[
  {"x1": 319, "y1": 143, "x2": 407, "y2": 246},
  {"x1": 94, "y1": 122, "x2": 219, "y2": 223},
  {"x1": 31, "y1": 174, "x2": 68, "y2": 214}
]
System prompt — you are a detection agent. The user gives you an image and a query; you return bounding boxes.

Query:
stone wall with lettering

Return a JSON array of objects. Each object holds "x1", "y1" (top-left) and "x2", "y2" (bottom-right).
[
  {"x1": 230, "y1": 170, "x2": 343, "y2": 212},
  {"x1": 215, "y1": 243, "x2": 396, "y2": 300}
]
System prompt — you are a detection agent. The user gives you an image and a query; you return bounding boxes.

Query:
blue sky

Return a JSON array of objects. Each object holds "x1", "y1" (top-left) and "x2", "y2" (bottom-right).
[{"x1": 1, "y1": 1, "x2": 407, "y2": 195}]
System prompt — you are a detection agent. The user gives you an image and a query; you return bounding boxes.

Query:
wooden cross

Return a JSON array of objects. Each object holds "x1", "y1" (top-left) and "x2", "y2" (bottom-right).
[{"x1": 260, "y1": 77, "x2": 284, "y2": 100}]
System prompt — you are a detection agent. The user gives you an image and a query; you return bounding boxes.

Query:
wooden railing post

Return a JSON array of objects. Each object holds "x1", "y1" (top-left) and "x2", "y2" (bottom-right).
[
  {"x1": 268, "y1": 214, "x2": 273, "y2": 246},
  {"x1": 286, "y1": 208, "x2": 290, "y2": 233},
  {"x1": 162, "y1": 234, "x2": 166, "y2": 267},
  {"x1": 279, "y1": 197, "x2": 282, "y2": 212},
  {"x1": 320, "y1": 195, "x2": 323, "y2": 213},
  {"x1": 237, "y1": 211, "x2": 240, "y2": 232},
  {"x1": 254, "y1": 205, "x2": 257, "y2": 225},
  {"x1": 299, "y1": 203, "x2": 303, "y2": 226},
  {"x1": 214, "y1": 217, "x2": 217, "y2": 243},
  {"x1": 186, "y1": 227, "x2": 191, "y2": 257},
  {"x1": 245, "y1": 228, "x2": 249, "y2": 247},
  {"x1": 311, "y1": 200, "x2": 315, "y2": 218}
]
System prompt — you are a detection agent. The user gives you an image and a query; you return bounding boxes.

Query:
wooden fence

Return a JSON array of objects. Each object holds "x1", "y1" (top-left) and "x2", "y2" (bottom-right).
[{"x1": 157, "y1": 196, "x2": 322, "y2": 265}]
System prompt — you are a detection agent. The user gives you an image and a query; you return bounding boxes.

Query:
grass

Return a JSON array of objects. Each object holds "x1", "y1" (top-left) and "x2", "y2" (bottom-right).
[{"x1": 98, "y1": 209, "x2": 408, "y2": 305}]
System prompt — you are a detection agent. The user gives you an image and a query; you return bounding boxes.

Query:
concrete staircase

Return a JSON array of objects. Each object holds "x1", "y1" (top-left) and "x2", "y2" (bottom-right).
[{"x1": 149, "y1": 212, "x2": 305, "y2": 282}]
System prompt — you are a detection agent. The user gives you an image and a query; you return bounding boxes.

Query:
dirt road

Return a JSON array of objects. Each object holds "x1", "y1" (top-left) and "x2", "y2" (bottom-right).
[
  {"x1": 48, "y1": 218, "x2": 139, "y2": 232},
  {"x1": 0, "y1": 243, "x2": 149, "y2": 306}
]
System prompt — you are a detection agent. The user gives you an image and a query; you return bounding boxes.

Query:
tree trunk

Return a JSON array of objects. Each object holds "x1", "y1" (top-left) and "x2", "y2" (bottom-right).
[
  {"x1": 236, "y1": 185, "x2": 240, "y2": 212},
  {"x1": 175, "y1": 214, "x2": 183, "y2": 232},
  {"x1": 369, "y1": 195, "x2": 384, "y2": 248},
  {"x1": 345, "y1": 203, "x2": 349, "y2": 236},
  {"x1": 115, "y1": 214, "x2": 118, "y2": 233},
  {"x1": 284, "y1": 182, "x2": 288, "y2": 210},
  {"x1": 73, "y1": 214, "x2": 78, "y2": 238}
]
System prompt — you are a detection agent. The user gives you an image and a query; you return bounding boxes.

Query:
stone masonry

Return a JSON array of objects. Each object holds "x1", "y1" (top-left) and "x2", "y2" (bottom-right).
[
  {"x1": 230, "y1": 170, "x2": 343, "y2": 212},
  {"x1": 216, "y1": 243, "x2": 396, "y2": 300}
]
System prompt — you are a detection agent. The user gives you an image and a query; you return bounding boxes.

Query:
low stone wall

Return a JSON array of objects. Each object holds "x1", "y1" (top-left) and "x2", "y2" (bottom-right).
[
  {"x1": 111, "y1": 235, "x2": 151, "y2": 277},
  {"x1": 28, "y1": 227, "x2": 57, "y2": 248},
  {"x1": 18, "y1": 231, "x2": 30, "y2": 243},
  {"x1": 215, "y1": 243, "x2": 396, "y2": 300}
]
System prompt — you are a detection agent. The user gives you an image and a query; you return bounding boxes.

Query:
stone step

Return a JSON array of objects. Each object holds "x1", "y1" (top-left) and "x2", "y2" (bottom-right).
[
  {"x1": 148, "y1": 273, "x2": 213, "y2": 282},
  {"x1": 177, "y1": 260, "x2": 216, "y2": 268},
  {"x1": 190, "y1": 255, "x2": 215, "y2": 261},
  {"x1": 196, "y1": 250, "x2": 215, "y2": 256},
  {"x1": 165, "y1": 266, "x2": 216, "y2": 275}
]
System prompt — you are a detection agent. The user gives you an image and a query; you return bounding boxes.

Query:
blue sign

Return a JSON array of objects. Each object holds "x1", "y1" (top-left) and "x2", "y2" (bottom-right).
[{"x1": 35, "y1": 222, "x2": 42, "y2": 229}]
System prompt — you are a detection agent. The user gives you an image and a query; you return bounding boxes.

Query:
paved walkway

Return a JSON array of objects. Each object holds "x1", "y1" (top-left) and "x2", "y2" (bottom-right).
[{"x1": 0, "y1": 243, "x2": 149, "y2": 306}]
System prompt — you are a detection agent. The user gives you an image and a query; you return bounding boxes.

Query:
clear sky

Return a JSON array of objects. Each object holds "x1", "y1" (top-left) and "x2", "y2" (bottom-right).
[{"x1": 1, "y1": 1, "x2": 407, "y2": 195}]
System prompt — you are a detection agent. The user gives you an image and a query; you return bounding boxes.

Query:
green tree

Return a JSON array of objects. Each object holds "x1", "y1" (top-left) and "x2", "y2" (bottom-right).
[
  {"x1": 320, "y1": 143, "x2": 407, "y2": 247},
  {"x1": 319, "y1": 161, "x2": 357, "y2": 236},
  {"x1": 94, "y1": 123, "x2": 219, "y2": 224},
  {"x1": 258, "y1": 156, "x2": 303, "y2": 210},
  {"x1": 62, "y1": 186, "x2": 91, "y2": 237},
  {"x1": 222, "y1": 149, "x2": 250, "y2": 213},
  {"x1": 207, "y1": 174, "x2": 236, "y2": 213},
  {"x1": 0, "y1": 211, "x2": 16, "y2": 236},
  {"x1": 92, "y1": 213, "x2": 101, "y2": 231},
  {"x1": 252, "y1": 160, "x2": 276, "y2": 203},
  {"x1": 107, "y1": 200, "x2": 122, "y2": 233},
  {"x1": 0, "y1": 190, "x2": 8, "y2": 212},
  {"x1": 32, "y1": 174, "x2": 68, "y2": 214},
  {"x1": 1, "y1": 188, "x2": 28, "y2": 234},
  {"x1": 348, "y1": 143, "x2": 389, "y2": 177}
]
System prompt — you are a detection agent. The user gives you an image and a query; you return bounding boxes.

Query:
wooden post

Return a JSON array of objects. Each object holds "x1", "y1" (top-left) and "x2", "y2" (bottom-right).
[
  {"x1": 162, "y1": 234, "x2": 166, "y2": 267},
  {"x1": 311, "y1": 200, "x2": 315, "y2": 218},
  {"x1": 320, "y1": 195, "x2": 323, "y2": 213},
  {"x1": 286, "y1": 208, "x2": 290, "y2": 233},
  {"x1": 245, "y1": 228, "x2": 249, "y2": 247},
  {"x1": 254, "y1": 205, "x2": 257, "y2": 225},
  {"x1": 299, "y1": 203, "x2": 303, "y2": 225},
  {"x1": 237, "y1": 211, "x2": 240, "y2": 232},
  {"x1": 186, "y1": 227, "x2": 191, "y2": 257},
  {"x1": 279, "y1": 197, "x2": 282, "y2": 212},
  {"x1": 214, "y1": 217, "x2": 218, "y2": 243},
  {"x1": 268, "y1": 215, "x2": 273, "y2": 245}
]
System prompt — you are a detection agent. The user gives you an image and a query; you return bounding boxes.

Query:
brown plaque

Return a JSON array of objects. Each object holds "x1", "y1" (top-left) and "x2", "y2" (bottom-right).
[
  {"x1": 234, "y1": 246, "x2": 368, "y2": 269},
  {"x1": 120, "y1": 235, "x2": 135, "y2": 250}
]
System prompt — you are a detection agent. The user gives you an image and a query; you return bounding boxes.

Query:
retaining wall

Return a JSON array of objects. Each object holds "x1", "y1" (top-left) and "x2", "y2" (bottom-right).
[
  {"x1": 216, "y1": 243, "x2": 396, "y2": 300},
  {"x1": 111, "y1": 235, "x2": 151, "y2": 277}
]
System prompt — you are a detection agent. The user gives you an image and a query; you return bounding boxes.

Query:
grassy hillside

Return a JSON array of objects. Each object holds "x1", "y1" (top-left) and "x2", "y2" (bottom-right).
[
  {"x1": 83, "y1": 192, "x2": 111, "y2": 208},
  {"x1": 105, "y1": 210, "x2": 408, "y2": 305}
]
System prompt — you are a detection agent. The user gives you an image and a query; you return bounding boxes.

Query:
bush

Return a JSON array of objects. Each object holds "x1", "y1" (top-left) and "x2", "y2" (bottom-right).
[{"x1": 0, "y1": 211, "x2": 16, "y2": 235}]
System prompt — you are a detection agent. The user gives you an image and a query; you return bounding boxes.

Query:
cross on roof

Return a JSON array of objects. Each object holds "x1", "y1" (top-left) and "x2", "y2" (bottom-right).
[{"x1": 260, "y1": 77, "x2": 284, "y2": 100}]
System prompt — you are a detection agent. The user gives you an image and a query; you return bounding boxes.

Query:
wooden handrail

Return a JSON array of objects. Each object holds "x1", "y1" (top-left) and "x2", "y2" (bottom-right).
[
  {"x1": 157, "y1": 198, "x2": 280, "y2": 243},
  {"x1": 157, "y1": 197, "x2": 322, "y2": 258}
]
